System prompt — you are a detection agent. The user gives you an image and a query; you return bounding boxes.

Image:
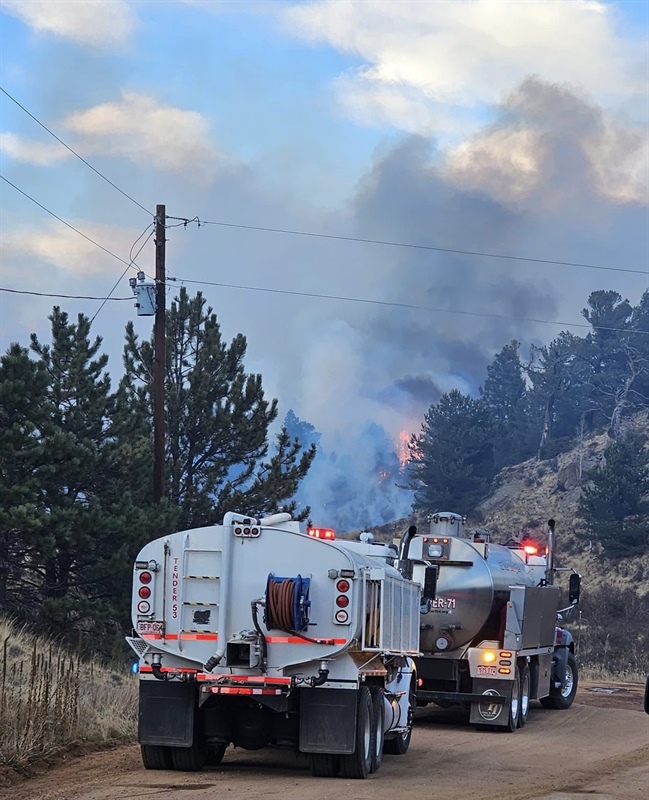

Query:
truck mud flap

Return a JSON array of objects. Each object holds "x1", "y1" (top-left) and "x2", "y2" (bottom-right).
[
  {"x1": 299, "y1": 688, "x2": 358, "y2": 754},
  {"x1": 139, "y1": 680, "x2": 195, "y2": 747},
  {"x1": 469, "y1": 679, "x2": 512, "y2": 727}
]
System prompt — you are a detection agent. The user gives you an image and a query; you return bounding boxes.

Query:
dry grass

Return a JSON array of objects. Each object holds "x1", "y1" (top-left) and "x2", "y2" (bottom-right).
[
  {"x1": 578, "y1": 664, "x2": 646, "y2": 683},
  {"x1": 0, "y1": 616, "x2": 137, "y2": 769}
]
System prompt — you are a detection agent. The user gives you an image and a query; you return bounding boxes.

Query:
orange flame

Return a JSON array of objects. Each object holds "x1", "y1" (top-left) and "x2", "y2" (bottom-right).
[{"x1": 397, "y1": 430, "x2": 411, "y2": 471}]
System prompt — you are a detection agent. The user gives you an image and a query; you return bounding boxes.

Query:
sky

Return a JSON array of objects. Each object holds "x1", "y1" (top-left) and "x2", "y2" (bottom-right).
[{"x1": 1, "y1": 0, "x2": 648, "y2": 528}]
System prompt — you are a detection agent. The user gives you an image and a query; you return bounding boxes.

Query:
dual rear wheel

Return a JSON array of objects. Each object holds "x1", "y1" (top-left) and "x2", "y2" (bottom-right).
[
  {"x1": 475, "y1": 661, "x2": 530, "y2": 732},
  {"x1": 310, "y1": 681, "x2": 413, "y2": 779}
]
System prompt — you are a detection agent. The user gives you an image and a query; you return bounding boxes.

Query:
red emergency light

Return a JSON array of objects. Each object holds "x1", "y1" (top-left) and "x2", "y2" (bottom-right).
[
  {"x1": 308, "y1": 527, "x2": 336, "y2": 540},
  {"x1": 522, "y1": 543, "x2": 539, "y2": 555}
]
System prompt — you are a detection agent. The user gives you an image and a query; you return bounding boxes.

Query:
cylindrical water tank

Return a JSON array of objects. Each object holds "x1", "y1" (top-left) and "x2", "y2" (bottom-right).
[{"x1": 413, "y1": 534, "x2": 535, "y2": 653}]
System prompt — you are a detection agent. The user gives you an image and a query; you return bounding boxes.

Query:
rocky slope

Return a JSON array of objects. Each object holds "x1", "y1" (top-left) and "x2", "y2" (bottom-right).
[{"x1": 371, "y1": 411, "x2": 649, "y2": 594}]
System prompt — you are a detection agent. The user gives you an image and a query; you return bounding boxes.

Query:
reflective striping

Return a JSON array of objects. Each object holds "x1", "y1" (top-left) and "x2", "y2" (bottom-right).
[
  {"x1": 185, "y1": 575, "x2": 219, "y2": 580},
  {"x1": 222, "y1": 675, "x2": 291, "y2": 685},
  {"x1": 182, "y1": 601, "x2": 219, "y2": 607},
  {"x1": 141, "y1": 632, "x2": 218, "y2": 641},
  {"x1": 266, "y1": 636, "x2": 347, "y2": 645},
  {"x1": 210, "y1": 687, "x2": 284, "y2": 696},
  {"x1": 181, "y1": 629, "x2": 219, "y2": 635}
]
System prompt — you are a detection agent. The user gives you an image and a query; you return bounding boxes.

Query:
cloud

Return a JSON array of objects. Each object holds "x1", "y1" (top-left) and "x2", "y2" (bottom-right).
[
  {"x1": 2, "y1": 219, "x2": 153, "y2": 276},
  {"x1": 282, "y1": 0, "x2": 647, "y2": 136},
  {"x1": 0, "y1": 0, "x2": 135, "y2": 49},
  {"x1": 0, "y1": 92, "x2": 221, "y2": 178},
  {"x1": 0, "y1": 132, "x2": 69, "y2": 166},
  {"x1": 64, "y1": 91, "x2": 220, "y2": 178}
]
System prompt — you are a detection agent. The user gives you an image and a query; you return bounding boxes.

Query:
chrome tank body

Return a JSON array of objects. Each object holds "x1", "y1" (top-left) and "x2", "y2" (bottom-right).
[{"x1": 409, "y1": 530, "x2": 536, "y2": 654}]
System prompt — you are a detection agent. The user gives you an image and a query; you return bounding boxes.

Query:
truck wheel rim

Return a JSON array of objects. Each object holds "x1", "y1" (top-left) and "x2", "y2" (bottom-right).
[
  {"x1": 562, "y1": 665, "x2": 574, "y2": 698},
  {"x1": 511, "y1": 677, "x2": 520, "y2": 720},
  {"x1": 521, "y1": 672, "x2": 530, "y2": 717}
]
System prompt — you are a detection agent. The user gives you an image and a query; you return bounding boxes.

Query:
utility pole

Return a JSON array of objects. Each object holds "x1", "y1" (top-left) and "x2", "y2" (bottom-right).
[{"x1": 153, "y1": 204, "x2": 166, "y2": 504}]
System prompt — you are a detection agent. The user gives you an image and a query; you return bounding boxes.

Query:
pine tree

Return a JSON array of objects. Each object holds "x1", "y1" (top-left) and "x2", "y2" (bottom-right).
[
  {"x1": 627, "y1": 290, "x2": 649, "y2": 412},
  {"x1": 122, "y1": 288, "x2": 315, "y2": 527},
  {"x1": 579, "y1": 290, "x2": 637, "y2": 437},
  {"x1": 27, "y1": 308, "x2": 170, "y2": 648},
  {"x1": 408, "y1": 390, "x2": 496, "y2": 514},
  {"x1": 283, "y1": 409, "x2": 321, "y2": 450},
  {"x1": 527, "y1": 331, "x2": 583, "y2": 457},
  {"x1": 0, "y1": 344, "x2": 50, "y2": 614},
  {"x1": 576, "y1": 432, "x2": 649, "y2": 557},
  {"x1": 480, "y1": 340, "x2": 534, "y2": 467}
]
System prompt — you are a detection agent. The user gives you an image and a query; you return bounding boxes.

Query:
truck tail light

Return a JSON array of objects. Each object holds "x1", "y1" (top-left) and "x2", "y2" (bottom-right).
[
  {"x1": 136, "y1": 568, "x2": 155, "y2": 616},
  {"x1": 333, "y1": 573, "x2": 351, "y2": 624}
]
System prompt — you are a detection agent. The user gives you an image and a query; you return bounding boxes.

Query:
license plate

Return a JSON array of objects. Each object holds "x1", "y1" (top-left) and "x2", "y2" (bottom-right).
[
  {"x1": 137, "y1": 620, "x2": 164, "y2": 636},
  {"x1": 477, "y1": 665, "x2": 497, "y2": 676}
]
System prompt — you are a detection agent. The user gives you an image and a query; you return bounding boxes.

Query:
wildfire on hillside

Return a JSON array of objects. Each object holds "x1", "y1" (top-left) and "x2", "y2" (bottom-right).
[{"x1": 397, "y1": 430, "x2": 411, "y2": 472}]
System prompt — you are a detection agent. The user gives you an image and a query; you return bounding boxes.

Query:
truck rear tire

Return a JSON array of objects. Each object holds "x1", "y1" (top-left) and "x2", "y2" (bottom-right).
[
  {"x1": 170, "y1": 741, "x2": 206, "y2": 772},
  {"x1": 140, "y1": 744, "x2": 172, "y2": 770},
  {"x1": 540, "y1": 652, "x2": 578, "y2": 710},
  {"x1": 310, "y1": 753, "x2": 340, "y2": 777},
  {"x1": 339, "y1": 686, "x2": 373, "y2": 779},
  {"x1": 503, "y1": 665, "x2": 521, "y2": 732},
  {"x1": 370, "y1": 687, "x2": 385, "y2": 773},
  {"x1": 518, "y1": 663, "x2": 531, "y2": 728}
]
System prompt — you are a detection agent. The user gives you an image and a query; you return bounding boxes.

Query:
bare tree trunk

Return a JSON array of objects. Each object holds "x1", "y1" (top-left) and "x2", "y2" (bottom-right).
[
  {"x1": 537, "y1": 396, "x2": 554, "y2": 460},
  {"x1": 577, "y1": 413, "x2": 586, "y2": 484},
  {"x1": 607, "y1": 355, "x2": 639, "y2": 439}
]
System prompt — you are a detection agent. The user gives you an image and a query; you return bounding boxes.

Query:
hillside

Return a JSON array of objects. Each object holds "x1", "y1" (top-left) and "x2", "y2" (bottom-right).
[
  {"x1": 370, "y1": 411, "x2": 649, "y2": 595},
  {"x1": 470, "y1": 414, "x2": 649, "y2": 593}
]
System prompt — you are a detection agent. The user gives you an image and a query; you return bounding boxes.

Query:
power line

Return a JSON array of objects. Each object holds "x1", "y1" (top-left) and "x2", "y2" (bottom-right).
[
  {"x1": 170, "y1": 275, "x2": 649, "y2": 336},
  {"x1": 0, "y1": 287, "x2": 131, "y2": 301},
  {"x1": 0, "y1": 86, "x2": 152, "y2": 216},
  {"x1": 90, "y1": 225, "x2": 155, "y2": 324},
  {"x1": 167, "y1": 215, "x2": 646, "y2": 277},
  {"x1": 0, "y1": 174, "x2": 153, "y2": 279}
]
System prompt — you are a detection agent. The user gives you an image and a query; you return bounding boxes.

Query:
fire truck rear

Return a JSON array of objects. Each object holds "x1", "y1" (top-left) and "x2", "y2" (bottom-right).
[
  {"x1": 398, "y1": 513, "x2": 581, "y2": 730},
  {"x1": 127, "y1": 512, "x2": 421, "y2": 778}
]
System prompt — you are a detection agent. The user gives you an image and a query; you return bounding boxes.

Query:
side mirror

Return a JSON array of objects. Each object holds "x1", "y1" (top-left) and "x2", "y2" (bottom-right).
[{"x1": 569, "y1": 572, "x2": 581, "y2": 605}]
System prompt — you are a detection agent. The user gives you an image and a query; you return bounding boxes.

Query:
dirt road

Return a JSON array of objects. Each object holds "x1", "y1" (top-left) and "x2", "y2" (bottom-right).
[{"x1": 4, "y1": 681, "x2": 648, "y2": 800}]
